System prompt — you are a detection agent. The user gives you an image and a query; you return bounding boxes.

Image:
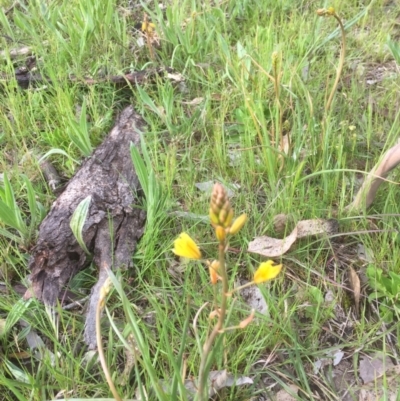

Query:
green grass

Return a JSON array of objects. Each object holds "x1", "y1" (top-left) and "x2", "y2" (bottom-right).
[{"x1": 1, "y1": 0, "x2": 400, "y2": 400}]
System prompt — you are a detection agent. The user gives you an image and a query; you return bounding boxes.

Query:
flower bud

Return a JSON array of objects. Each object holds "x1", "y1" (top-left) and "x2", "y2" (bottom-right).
[
  {"x1": 229, "y1": 214, "x2": 248, "y2": 235},
  {"x1": 211, "y1": 183, "x2": 228, "y2": 210},
  {"x1": 218, "y1": 208, "x2": 228, "y2": 225},
  {"x1": 208, "y1": 260, "x2": 220, "y2": 285},
  {"x1": 223, "y1": 208, "x2": 234, "y2": 228},
  {"x1": 215, "y1": 225, "x2": 226, "y2": 242},
  {"x1": 239, "y1": 309, "x2": 255, "y2": 329},
  {"x1": 209, "y1": 208, "x2": 219, "y2": 225}
]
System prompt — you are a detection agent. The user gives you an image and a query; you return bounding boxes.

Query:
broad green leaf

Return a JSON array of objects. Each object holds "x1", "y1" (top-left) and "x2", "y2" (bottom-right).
[
  {"x1": 0, "y1": 227, "x2": 24, "y2": 244},
  {"x1": 1, "y1": 173, "x2": 26, "y2": 234},
  {"x1": 37, "y1": 148, "x2": 79, "y2": 165},
  {"x1": 0, "y1": 8, "x2": 14, "y2": 38},
  {"x1": 2, "y1": 299, "x2": 32, "y2": 338},
  {"x1": 387, "y1": 38, "x2": 400, "y2": 65},
  {"x1": 67, "y1": 101, "x2": 92, "y2": 157},
  {"x1": 5, "y1": 361, "x2": 30, "y2": 384},
  {"x1": 136, "y1": 85, "x2": 164, "y2": 119},
  {"x1": 368, "y1": 291, "x2": 385, "y2": 302},
  {"x1": 70, "y1": 196, "x2": 91, "y2": 255}
]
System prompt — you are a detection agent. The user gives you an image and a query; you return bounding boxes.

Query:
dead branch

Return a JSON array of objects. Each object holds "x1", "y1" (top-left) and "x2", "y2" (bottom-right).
[
  {"x1": 27, "y1": 106, "x2": 147, "y2": 348},
  {"x1": 0, "y1": 67, "x2": 174, "y2": 89},
  {"x1": 346, "y1": 142, "x2": 400, "y2": 212}
]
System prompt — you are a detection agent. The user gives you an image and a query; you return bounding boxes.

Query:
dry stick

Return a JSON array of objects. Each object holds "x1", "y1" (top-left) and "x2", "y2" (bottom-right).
[
  {"x1": 346, "y1": 142, "x2": 400, "y2": 212},
  {"x1": 0, "y1": 67, "x2": 173, "y2": 89},
  {"x1": 0, "y1": 41, "x2": 50, "y2": 59},
  {"x1": 197, "y1": 243, "x2": 228, "y2": 401}
]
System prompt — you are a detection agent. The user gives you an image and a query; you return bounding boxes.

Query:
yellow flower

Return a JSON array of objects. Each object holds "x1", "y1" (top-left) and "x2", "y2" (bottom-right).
[
  {"x1": 253, "y1": 261, "x2": 282, "y2": 284},
  {"x1": 229, "y1": 214, "x2": 248, "y2": 235},
  {"x1": 173, "y1": 233, "x2": 201, "y2": 259}
]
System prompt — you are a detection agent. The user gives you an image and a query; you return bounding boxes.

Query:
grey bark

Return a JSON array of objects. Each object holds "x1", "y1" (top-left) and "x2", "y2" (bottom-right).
[{"x1": 27, "y1": 105, "x2": 146, "y2": 348}]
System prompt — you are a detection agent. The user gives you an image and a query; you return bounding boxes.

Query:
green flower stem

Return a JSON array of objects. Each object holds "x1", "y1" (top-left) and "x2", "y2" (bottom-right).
[
  {"x1": 272, "y1": 55, "x2": 284, "y2": 151},
  {"x1": 325, "y1": 12, "x2": 346, "y2": 114},
  {"x1": 197, "y1": 242, "x2": 228, "y2": 401},
  {"x1": 321, "y1": 10, "x2": 346, "y2": 150}
]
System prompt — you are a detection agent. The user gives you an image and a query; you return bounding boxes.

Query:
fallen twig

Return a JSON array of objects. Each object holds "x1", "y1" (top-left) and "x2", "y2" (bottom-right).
[
  {"x1": 0, "y1": 67, "x2": 174, "y2": 89},
  {"x1": 0, "y1": 43, "x2": 47, "y2": 59},
  {"x1": 346, "y1": 142, "x2": 400, "y2": 212}
]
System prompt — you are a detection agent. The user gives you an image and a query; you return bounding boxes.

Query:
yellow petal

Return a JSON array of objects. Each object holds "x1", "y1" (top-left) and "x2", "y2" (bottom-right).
[
  {"x1": 253, "y1": 261, "x2": 282, "y2": 284},
  {"x1": 173, "y1": 233, "x2": 201, "y2": 259},
  {"x1": 229, "y1": 213, "x2": 247, "y2": 235}
]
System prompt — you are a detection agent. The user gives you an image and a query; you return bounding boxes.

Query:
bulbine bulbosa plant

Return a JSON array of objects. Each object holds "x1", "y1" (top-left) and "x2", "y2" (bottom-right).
[{"x1": 173, "y1": 183, "x2": 282, "y2": 401}]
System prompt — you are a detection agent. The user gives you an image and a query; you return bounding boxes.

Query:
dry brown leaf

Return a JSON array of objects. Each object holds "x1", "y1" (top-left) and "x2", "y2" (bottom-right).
[
  {"x1": 279, "y1": 134, "x2": 290, "y2": 155},
  {"x1": 347, "y1": 142, "x2": 400, "y2": 211},
  {"x1": 276, "y1": 384, "x2": 299, "y2": 400},
  {"x1": 208, "y1": 370, "x2": 253, "y2": 396},
  {"x1": 249, "y1": 217, "x2": 338, "y2": 258},
  {"x1": 0, "y1": 318, "x2": 5, "y2": 336},
  {"x1": 182, "y1": 97, "x2": 204, "y2": 106},
  {"x1": 179, "y1": 370, "x2": 253, "y2": 399},
  {"x1": 359, "y1": 364, "x2": 400, "y2": 401},
  {"x1": 167, "y1": 72, "x2": 185, "y2": 82},
  {"x1": 248, "y1": 227, "x2": 298, "y2": 257},
  {"x1": 296, "y1": 219, "x2": 339, "y2": 238},
  {"x1": 348, "y1": 266, "x2": 361, "y2": 315},
  {"x1": 359, "y1": 352, "x2": 394, "y2": 384}
]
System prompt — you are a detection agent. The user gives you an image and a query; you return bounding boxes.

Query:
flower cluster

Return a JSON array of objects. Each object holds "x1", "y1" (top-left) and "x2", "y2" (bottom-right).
[{"x1": 172, "y1": 183, "x2": 282, "y2": 285}]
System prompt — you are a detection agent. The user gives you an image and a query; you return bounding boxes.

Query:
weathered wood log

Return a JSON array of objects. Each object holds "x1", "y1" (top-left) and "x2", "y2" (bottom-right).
[
  {"x1": 0, "y1": 67, "x2": 174, "y2": 89},
  {"x1": 27, "y1": 106, "x2": 146, "y2": 348}
]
